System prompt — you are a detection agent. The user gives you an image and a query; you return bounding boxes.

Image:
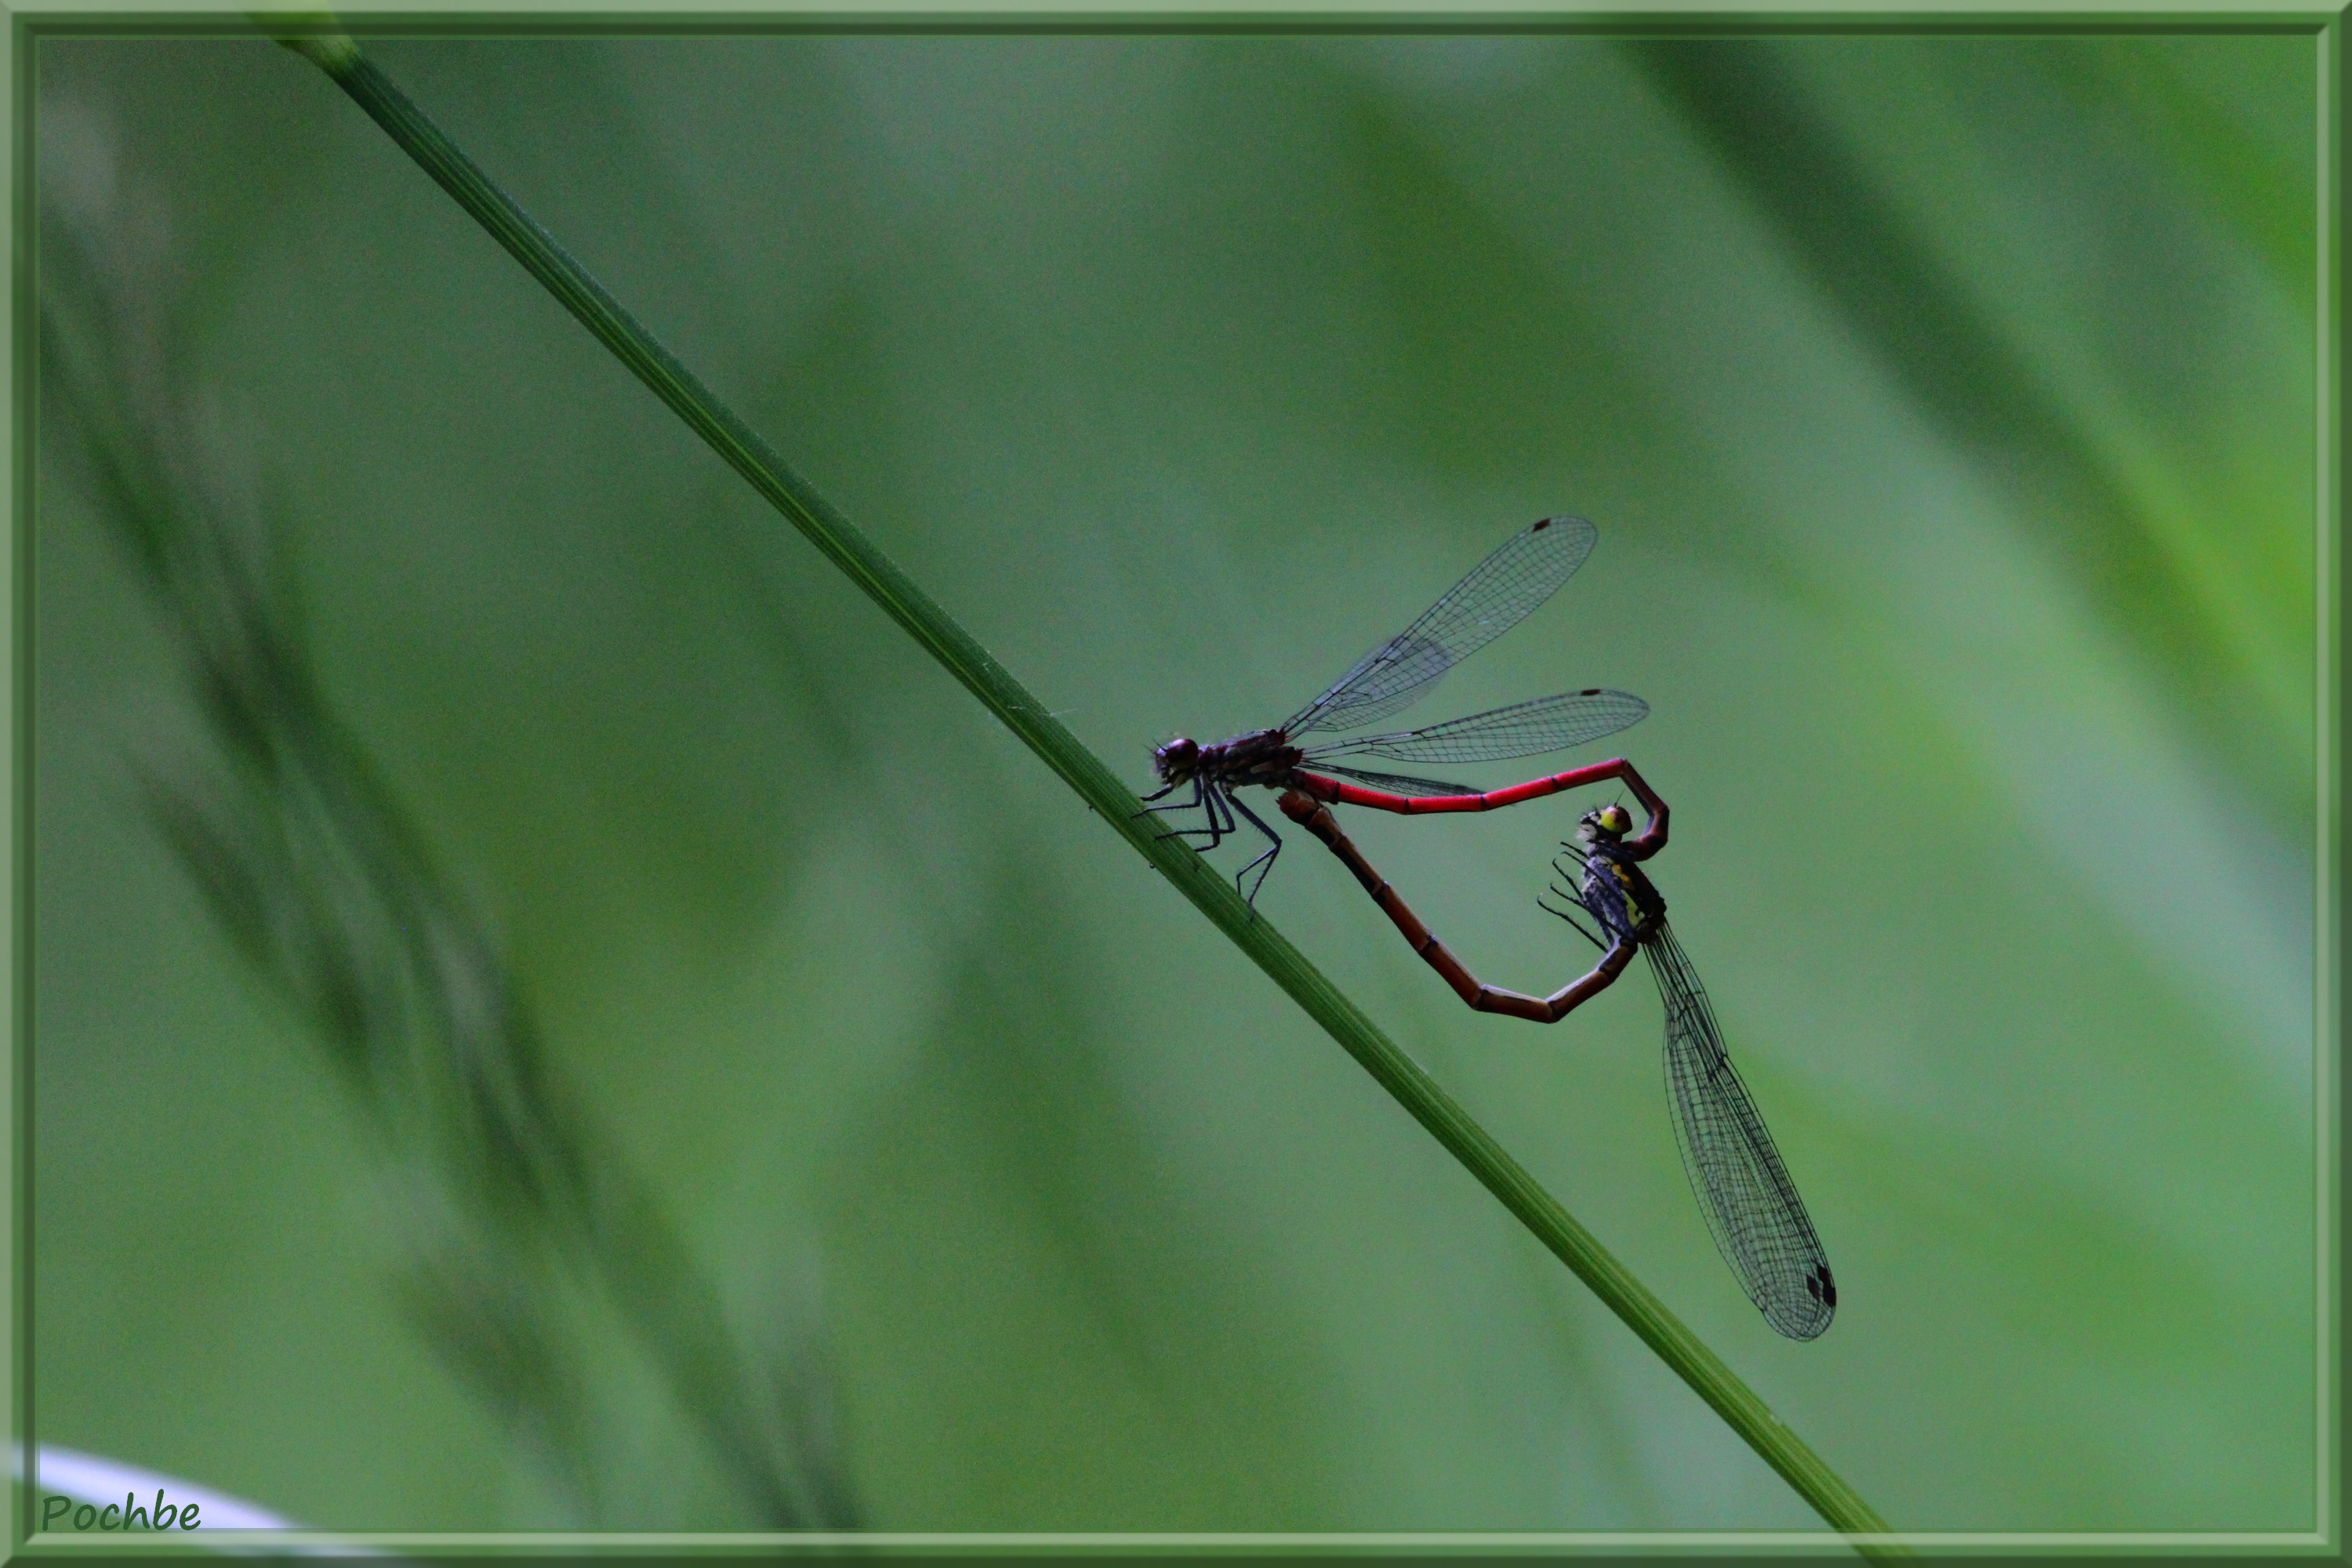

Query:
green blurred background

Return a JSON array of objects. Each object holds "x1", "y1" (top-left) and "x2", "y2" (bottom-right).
[{"x1": 32, "y1": 30, "x2": 2321, "y2": 1535}]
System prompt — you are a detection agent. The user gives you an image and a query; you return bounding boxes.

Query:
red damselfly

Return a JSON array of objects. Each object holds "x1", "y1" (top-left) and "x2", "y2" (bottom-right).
[
  {"x1": 1276, "y1": 782, "x2": 1837, "y2": 1341},
  {"x1": 1142, "y1": 517, "x2": 1649, "y2": 902}
]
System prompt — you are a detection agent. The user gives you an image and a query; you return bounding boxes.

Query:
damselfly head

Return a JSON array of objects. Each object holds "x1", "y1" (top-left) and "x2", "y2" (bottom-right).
[
  {"x1": 1152, "y1": 736, "x2": 1201, "y2": 782},
  {"x1": 1578, "y1": 803, "x2": 1632, "y2": 841}
]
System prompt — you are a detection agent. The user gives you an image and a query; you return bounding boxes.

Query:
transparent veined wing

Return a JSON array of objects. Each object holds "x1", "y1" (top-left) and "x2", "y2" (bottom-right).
[
  {"x1": 1308, "y1": 763, "x2": 1483, "y2": 797},
  {"x1": 1304, "y1": 688, "x2": 1647, "y2": 766},
  {"x1": 1647, "y1": 924, "x2": 1837, "y2": 1340},
  {"x1": 1283, "y1": 517, "x2": 1600, "y2": 736}
]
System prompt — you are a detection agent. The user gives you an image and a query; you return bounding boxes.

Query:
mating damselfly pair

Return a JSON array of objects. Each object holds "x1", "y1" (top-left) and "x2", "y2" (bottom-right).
[{"x1": 1146, "y1": 519, "x2": 1835, "y2": 1341}]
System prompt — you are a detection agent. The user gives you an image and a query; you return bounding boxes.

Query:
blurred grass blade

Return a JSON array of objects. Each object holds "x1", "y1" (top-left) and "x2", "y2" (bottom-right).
[
  {"x1": 42, "y1": 88, "x2": 858, "y2": 1529},
  {"x1": 1622, "y1": 38, "x2": 2303, "y2": 760},
  {"x1": 275, "y1": 31, "x2": 1905, "y2": 1550}
]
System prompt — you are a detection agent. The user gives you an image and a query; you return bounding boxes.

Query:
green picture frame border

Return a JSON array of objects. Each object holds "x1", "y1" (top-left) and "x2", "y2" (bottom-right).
[{"x1": 5, "y1": 4, "x2": 2339, "y2": 1556}]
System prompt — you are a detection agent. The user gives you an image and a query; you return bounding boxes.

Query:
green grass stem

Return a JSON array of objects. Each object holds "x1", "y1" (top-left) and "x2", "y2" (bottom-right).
[{"x1": 274, "y1": 30, "x2": 1907, "y2": 1552}]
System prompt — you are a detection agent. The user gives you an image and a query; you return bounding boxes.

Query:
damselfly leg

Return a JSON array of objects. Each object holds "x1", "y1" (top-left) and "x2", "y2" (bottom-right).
[
  {"x1": 1136, "y1": 776, "x2": 1227, "y2": 848},
  {"x1": 1225, "y1": 788, "x2": 1284, "y2": 906}
]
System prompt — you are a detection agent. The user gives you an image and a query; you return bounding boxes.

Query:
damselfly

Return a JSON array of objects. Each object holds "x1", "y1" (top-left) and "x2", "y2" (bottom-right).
[
  {"x1": 1142, "y1": 517, "x2": 1648, "y2": 902},
  {"x1": 1276, "y1": 783, "x2": 1838, "y2": 1340}
]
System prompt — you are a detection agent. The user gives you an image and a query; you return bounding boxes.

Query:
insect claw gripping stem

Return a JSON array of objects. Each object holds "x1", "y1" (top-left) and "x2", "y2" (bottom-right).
[{"x1": 1133, "y1": 778, "x2": 1199, "y2": 816}]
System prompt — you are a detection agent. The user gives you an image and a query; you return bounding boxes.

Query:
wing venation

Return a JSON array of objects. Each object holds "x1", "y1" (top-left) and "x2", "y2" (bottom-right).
[
  {"x1": 1305, "y1": 688, "x2": 1647, "y2": 766},
  {"x1": 1284, "y1": 517, "x2": 1599, "y2": 736},
  {"x1": 1649, "y1": 925, "x2": 1836, "y2": 1341},
  {"x1": 1309, "y1": 763, "x2": 1483, "y2": 798}
]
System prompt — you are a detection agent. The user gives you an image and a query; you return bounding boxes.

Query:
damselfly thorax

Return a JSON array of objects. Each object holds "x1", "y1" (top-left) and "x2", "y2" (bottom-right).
[{"x1": 1578, "y1": 838, "x2": 1667, "y2": 942}]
